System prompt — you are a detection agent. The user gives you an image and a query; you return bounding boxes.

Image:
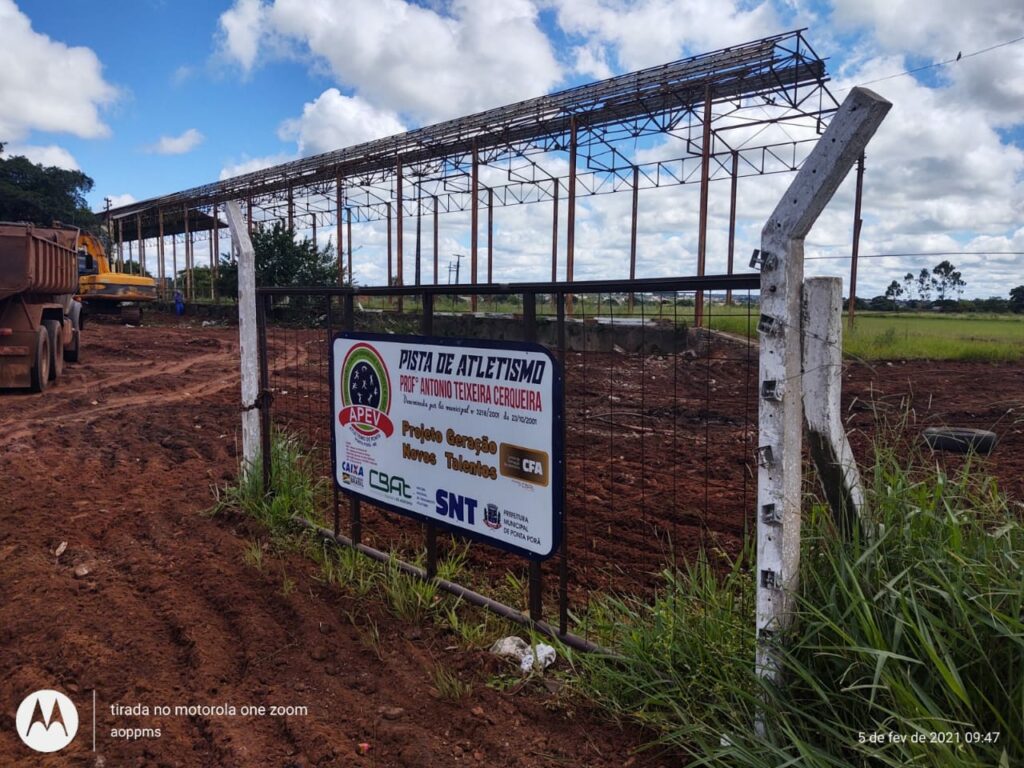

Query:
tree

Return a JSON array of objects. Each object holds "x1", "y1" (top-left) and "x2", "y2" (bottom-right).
[
  {"x1": 1010, "y1": 285, "x2": 1024, "y2": 314},
  {"x1": 215, "y1": 222, "x2": 341, "y2": 297},
  {"x1": 0, "y1": 143, "x2": 96, "y2": 227},
  {"x1": 932, "y1": 260, "x2": 965, "y2": 302},
  {"x1": 917, "y1": 268, "x2": 933, "y2": 303},
  {"x1": 884, "y1": 279, "x2": 904, "y2": 310},
  {"x1": 902, "y1": 271, "x2": 916, "y2": 302}
]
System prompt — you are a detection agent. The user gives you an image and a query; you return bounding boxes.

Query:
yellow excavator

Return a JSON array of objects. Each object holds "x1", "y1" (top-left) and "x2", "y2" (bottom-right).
[{"x1": 75, "y1": 230, "x2": 156, "y2": 324}]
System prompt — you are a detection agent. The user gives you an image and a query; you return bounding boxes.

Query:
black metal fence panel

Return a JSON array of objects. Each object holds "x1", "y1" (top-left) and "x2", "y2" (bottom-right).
[{"x1": 256, "y1": 276, "x2": 758, "y2": 649}]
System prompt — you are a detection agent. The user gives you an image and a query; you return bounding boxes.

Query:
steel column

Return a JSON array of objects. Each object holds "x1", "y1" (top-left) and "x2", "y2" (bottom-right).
[
  {"x1": 386, "y1": 202, "x2": 393, "y2": 287},
  {"x1": 727, "y1": 150, "x2": 739, "y2": 305},
  {"x1": 695, "y1": 88, "x2": 713, "y2": 328},
  {"x1": 336, "y1": 173, "x2": 344, "y2": 285},
  {"x1": 396, "y1": 161, "x2": 404, "y2": 288},
  {"x1": 471, "y1": 141, "x2": 479, "y2": 311},
  {"x1": 629, "y1": 165, "x2": 639, "y2": 312},
  {"x1": 848, "y1": 152, "x2": 865, "y2": 326},
  {"x1": 346, "y1": 208, "x2": 353, "y2": 286},
  {"x1": 432, "y1": 196, "x2": 439, "y2": 285},
  {"x1": 566, "y1": 118, "x2": 578, "y2": 314},
  {"x1": 415, "y1": 180, "x2": 422, "y2": 286},
  {"x1": 551, "y1": 180, "x2": 559, "y2": 283},
  {"x1": 183, "y1": 206, "x2": 191, "y2": 300},
  {"x1": 212, "y1": 203, "x2": 220, "y2": 301},
  {"x1": 157, "y1": 209, "x2": 165, "y2": 299}
]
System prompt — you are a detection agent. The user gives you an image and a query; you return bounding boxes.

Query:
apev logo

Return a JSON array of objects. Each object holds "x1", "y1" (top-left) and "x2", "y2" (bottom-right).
[
  {"x1": 338, "y1": 343, "x2": 394, "y2": 440},
  {"x1": 16, "y1": 689, "x2": 79, "y2": 753}
]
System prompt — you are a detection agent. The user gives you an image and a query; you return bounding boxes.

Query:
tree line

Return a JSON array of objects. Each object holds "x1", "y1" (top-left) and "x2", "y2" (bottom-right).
[{"x1": 879, "y1": 260, "x2": 1023, "y2": 313}]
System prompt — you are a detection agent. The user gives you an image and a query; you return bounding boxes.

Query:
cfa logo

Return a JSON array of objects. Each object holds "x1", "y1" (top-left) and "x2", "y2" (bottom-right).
[{"x1": 16, "y1": 689, "x2": 79, "y2": 753}]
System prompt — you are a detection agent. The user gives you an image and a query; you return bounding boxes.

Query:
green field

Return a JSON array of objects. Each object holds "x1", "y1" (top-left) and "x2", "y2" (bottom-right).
[
  {"x1": 248, "y1": 293, "x2": 1024, "y2": 363},
  {"x1": 705, "y1": 309, "x2": 1024, "y2": 362}
]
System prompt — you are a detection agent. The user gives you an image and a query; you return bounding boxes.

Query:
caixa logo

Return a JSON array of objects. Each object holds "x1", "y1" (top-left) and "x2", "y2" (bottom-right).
[
  {"x1": 339, "y1": 343, "x2": 394, "y2": 439},
  {"x1": 370, "y1": 470, "x2": 411, "y2": 499},
  {"x1": 16, "y1": 689, "x2": 79, "y2": 753},
  {"x1": 340, "y1": 461, "x2": 364, "y2": 477}
]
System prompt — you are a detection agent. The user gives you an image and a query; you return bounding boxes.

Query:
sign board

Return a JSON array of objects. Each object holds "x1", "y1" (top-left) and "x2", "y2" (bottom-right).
[{"x1": 330, "y1": 332, "x2": 563, "y2": 560}]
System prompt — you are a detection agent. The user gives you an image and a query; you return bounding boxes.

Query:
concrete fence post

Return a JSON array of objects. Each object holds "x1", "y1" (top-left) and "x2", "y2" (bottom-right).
[
  {"x1": 755, "y1": 87, "x2": 891, "y2": 692},
  {"x1": 802, "y1": 277, "x2": 865, "y2": 535},
  {"x1": 225, "y1": 200, "x2": 261, "y2": 473}
]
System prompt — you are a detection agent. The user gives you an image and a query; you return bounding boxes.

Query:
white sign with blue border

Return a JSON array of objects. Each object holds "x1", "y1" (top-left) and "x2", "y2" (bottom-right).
[{"x1": 330, "y1": 332, "x2": 563, "y2": 560}]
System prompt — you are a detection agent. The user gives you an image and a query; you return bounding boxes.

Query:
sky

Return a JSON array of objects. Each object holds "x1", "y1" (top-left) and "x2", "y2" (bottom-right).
[{"x1": 2, "y1": 0, "x2": 1023, "y2": 298}]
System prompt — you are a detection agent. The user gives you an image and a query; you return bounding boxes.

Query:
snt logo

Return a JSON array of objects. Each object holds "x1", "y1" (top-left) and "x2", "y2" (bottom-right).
[{"x1": 16, "y1": 689, "x2": 79, "y2": 753}]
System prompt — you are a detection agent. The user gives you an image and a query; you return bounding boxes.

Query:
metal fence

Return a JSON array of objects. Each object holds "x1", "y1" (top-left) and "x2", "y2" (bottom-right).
[{"x1": 255, "y1": 274, "x2": 759, "y2": 650}]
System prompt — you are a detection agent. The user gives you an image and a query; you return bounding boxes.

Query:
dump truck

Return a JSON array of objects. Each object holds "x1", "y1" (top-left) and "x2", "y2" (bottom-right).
[
  {"x1": 76, "y1": 230, "x2": 156, "y2": 324},
  {"x1": 0, "y1": 223, "x2": 82, "y2": 392}
]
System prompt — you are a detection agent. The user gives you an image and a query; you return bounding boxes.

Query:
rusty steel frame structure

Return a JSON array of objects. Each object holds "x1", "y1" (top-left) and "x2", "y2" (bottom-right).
[{"x1": 106, "y1": 30, "x2": 838, "y2": 319}]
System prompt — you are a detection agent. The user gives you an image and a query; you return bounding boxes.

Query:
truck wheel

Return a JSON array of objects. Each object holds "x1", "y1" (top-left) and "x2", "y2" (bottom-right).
[
  {"x1": 65, "y1": 302, "x2": 82, "y2": 363},
  {"x1": 44, "y1": 319, "x2": 64, "y2": 381},
  {"x1": 922, "y1": 427, "x2": 998, "y2": 455},
  {"x1": 121, "y1": 306, "x2": 142, "y2": 325},
  {"x1": 30, "y1": 327, "x2": 50, "y2": 393}
]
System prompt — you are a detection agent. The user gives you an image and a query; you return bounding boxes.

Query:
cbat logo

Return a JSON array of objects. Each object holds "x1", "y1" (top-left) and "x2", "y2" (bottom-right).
[
  {"x1": 339, "y1": 343, "x2": 394, "y2": 438},
  {"x1": 370, "y1": 470, "x2": 411, "y2": 499},
  {"x1": 16, "y1": 689, "x2": 79, "y2": 753}
]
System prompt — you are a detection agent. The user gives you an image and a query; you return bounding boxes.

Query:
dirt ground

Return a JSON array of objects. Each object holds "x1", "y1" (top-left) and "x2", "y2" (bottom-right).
[{"x1": 1, "y1": 317, "x2": 1021, "y2": 766}]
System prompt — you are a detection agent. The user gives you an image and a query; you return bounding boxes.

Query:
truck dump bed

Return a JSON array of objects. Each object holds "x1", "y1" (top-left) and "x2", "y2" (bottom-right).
[{"x1": 0, "y1": 223, "x2": 78, "y2": 301}]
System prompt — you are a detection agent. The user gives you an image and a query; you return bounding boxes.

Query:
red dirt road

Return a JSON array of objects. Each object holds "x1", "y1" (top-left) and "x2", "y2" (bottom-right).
[
  {"x1": 0, "y1": 320, "x2": 664, "y2": 768},
  {"x1": 1, "y1": 319, "x2": 1020, "y2": 767}
]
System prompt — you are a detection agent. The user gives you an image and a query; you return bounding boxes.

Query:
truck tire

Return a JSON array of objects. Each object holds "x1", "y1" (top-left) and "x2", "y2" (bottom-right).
[
  {"x1": 44, "y1": 319, "x2": 64, "y2": 381},
  {"x1": 65, "y1": 301, "x2": 82, "y2": 363},
  {"x1": 30, "y1": 327, "x2": 50, "y2": 393},
  {"x1": 922, "y1": 427, "x2": 998, "y2": 455}
]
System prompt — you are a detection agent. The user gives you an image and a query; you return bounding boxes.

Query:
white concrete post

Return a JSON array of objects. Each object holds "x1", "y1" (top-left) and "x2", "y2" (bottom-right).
[
  {"x1": 802, "y1": 277, "x2": 865, "y2": 533},
  {"x1": 224, "y1": 200, "x2": 260, "y2": 473},
  {"x1": 755, "y1": 88, "x2": 891, "y2": 683}
]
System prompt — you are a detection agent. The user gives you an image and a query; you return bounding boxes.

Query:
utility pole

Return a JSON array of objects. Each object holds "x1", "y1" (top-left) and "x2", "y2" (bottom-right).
[{"x1": 448, "y1": 253, "x2": 465, "y2": 285}]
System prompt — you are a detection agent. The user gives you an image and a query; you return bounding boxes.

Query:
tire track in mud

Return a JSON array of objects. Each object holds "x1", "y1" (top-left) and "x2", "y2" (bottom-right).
[{"x1": 0, "y1": 336, "x2": 307, "y2": 446}]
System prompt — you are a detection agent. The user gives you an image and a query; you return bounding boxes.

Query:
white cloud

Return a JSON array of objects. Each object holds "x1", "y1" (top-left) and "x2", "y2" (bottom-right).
[
  {"x1": 216, "y1": 0, "x2": 562, "y2": 123},
  {"x1": 171, "y1": 65, "x2": 195, "y2": 86},
  {"x1": 0, "y1": 0, "x2": 118, "y2": 143},
  {"x1": 278, "y1": 89, "x2": 405, "y2": 156},
  {"x1": 219, "y1": 152, "x2": 294, "y2": 180},
  {"x1": 217, "y1": 0, "x2": 267, "y2": 73},
  {"x1": 548, "y1": 0, "x2": 780, "y2": 72},
  {"x1": 832, "y1": 0, "x2": 1024, "y2": 125},
  {"x1": 106, "y1": 193, "x2": 136, "y2": 208},
  {"x1": 5, "y1": 143, "x2": 79, "y2": 170},
  {"x1": 571, "y1": 42, "x2": 613, "y2": 80},
  {"x1": 146, "y1": 128, "x2": 205, "y2": 155}
]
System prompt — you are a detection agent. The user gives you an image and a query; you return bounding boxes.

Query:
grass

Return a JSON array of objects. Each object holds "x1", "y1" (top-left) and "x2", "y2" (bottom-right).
[
  {"x1": 843, "y1": 312, "x2": 1024, "y2": 361},
  {"x1": 211, "y1": 431, "x2": 327, "y2": 538},
  {"x1": 567, "y1": 439, "x2": 1024, "y2": 767},
  {"x1": 430, "y1": 662, "x2": 472, "y2": 702},
  {"x1": 358, "y1": 295, "x2": 1024, "y2": 362}
]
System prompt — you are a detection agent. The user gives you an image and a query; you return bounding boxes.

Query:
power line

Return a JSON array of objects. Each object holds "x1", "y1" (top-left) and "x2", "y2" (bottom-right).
[
  {"x1": 833, "y1": 34, "x2": 1024, "y2": 93},
  {"x1": 805, "y1": 250, "x2": 1024, "y2": 261}
]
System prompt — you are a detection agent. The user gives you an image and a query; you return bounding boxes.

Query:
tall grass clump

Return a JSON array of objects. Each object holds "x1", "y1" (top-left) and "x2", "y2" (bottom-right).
[
  {"x1": 574, "y1": 443, "x2": 1023, "y2": 767},
  {"x1": 212, "y1": 431, "x2": 326, "y2": 537},
  {"x1": 568, "y1": 549, "x2": 756, "y2": 737}
]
